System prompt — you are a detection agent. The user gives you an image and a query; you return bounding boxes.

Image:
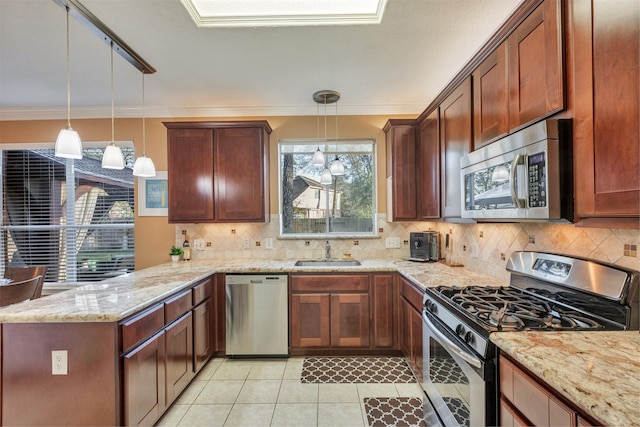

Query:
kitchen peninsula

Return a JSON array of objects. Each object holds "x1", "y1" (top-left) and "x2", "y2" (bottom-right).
[{"x1": 0, "y1": 259, "x2": 637, "y2": 426}]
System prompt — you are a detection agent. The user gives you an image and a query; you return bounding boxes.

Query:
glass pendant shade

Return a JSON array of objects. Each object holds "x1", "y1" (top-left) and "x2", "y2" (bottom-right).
[
  {"x1": 491, "y1": 165, "x2": 509, "y2": 183},
  {"x1": 312, "y1": 147, "x2": 325, "y2": 167},
  {"x1": 320, "y1": 167, "x2": 333, "y2": 185},
  {"x1": 330, "y1": 156, "x2": 344, "y2": 175},
  {"x1": 55, "y1": 126, "x2": 83, "y2": 159},
  {"x1": 132, "y1": 155, "x2": 156, "y2": 177},
  {"x1": 102, "y1": 143, "x2": 125, "y2": 169}
]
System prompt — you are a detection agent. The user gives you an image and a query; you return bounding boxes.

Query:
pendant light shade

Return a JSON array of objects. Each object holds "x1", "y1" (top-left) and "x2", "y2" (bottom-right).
[
  {"x1": 491, "y1": 165, "x2": 509, "y2": 183},
  {"x1": 132, "y1": 155, "x2": 156, "y2": 177},
  {"x1": 320, "y1": 167, "x2": 333, "y2": 185},
  {"x1": 330, "y1": 156, "x2": 344, "y2": 175},
  {"x1": 103, "y1": 144, "x2": 125, "y2": 169},
  {"x1": 133, "y1": 73, "x2": 156, "y2": 177},
  {"x1": 55, "y1": 126, "x2": 83, "y2": 159},
  {"x1": 102, "y1": 44, "x2": 124, "y2": 170},
  {"x1": 55, "y1": 7, "x2": 83, "y2": 159},
  {"x1": 312, "y1": 148, "x2": 325, "y2": 167}
]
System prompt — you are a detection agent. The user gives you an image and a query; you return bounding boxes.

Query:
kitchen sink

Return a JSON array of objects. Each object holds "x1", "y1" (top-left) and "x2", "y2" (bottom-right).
[{"x1": 295, "y1": 259, "x2": 362, "y2": 267}]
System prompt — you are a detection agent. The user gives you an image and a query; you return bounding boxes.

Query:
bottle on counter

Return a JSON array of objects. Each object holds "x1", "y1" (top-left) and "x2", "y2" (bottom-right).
[{"x1": 182, "y1": 234, "x2": 191, "y2": 261}]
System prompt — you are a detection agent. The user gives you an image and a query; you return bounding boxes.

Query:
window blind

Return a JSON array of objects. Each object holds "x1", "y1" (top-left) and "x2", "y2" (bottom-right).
[{"x1": 1, "y1": 148, "x2": 135, "y2": 284}]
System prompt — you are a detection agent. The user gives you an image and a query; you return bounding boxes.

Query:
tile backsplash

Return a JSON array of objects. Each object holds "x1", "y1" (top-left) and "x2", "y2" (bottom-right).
[{"x1": 176, "y1": 215, "x2": 640, "y2": 281}]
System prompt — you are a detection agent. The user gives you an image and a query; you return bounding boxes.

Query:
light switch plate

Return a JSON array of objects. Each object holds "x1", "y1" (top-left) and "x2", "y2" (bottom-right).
[
  {"x1": 385, "y1": 237, "x2": 402, "y2": 249},
  {"x1": 193, "y1": 239, "x2": 205, "y2": 250},
  {"x1": 52, "y1": 350, "x2": 68, "y2": 375}
]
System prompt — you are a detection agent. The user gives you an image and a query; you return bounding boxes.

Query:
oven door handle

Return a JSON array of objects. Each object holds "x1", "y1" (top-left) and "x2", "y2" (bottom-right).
[{"x1": 423, "y1": 311, "x2": 482, "y2": 369}]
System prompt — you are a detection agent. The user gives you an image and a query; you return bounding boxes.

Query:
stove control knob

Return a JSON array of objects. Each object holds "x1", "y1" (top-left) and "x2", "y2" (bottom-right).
[
  {"x1": 464, "y1": 331, "x2": 475, "y2": 344},
  {"x1": 425, "y1": 300, "x2": 437, "y2": 313},
  {"x1": 455, "y1": 324, "x2": 466, "y2": 336}
]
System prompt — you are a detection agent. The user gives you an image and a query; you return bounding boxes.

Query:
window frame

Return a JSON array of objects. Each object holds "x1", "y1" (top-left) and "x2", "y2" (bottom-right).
[
  {"x1": 0, "y1": 141, "x2": 136, "y2": 285},
  {"x1": 278, "y1": 138, "x2": 378, "y2": 239}
]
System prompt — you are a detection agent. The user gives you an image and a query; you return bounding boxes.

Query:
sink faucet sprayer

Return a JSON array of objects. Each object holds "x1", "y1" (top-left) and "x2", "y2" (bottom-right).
[{"x1": 325, "y1": 240, "x2": 331, "y2": 260}]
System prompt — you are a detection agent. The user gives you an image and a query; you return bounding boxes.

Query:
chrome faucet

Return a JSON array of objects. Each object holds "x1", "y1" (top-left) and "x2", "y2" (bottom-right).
[{"x1": 325, "y1": 240, "x2": 331, "y2": 260}]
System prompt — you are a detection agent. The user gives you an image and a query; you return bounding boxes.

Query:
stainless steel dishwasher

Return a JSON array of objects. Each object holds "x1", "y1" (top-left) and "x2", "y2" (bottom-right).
[{"x1": 225, "y1": 274, "x2": 288, "y2": 357}]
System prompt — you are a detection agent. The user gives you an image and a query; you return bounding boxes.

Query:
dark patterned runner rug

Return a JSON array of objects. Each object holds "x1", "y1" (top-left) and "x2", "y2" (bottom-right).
[
  {"x1": 364, "y1": 397, "x2": 426, "y2": 427},
  {"x1": 301, "y1": 356, "x2": 415, "y2": 383}
]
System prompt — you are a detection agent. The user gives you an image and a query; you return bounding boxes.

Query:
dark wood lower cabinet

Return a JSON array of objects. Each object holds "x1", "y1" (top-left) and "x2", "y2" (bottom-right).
[
  {"x1": 399, "y1": 276, "x2": 424, "y2": 380},
  {"x1": 165, "y1": 312, "x2": 193, "y2": 404},
  {"x1": 193, "y1": 299, "x2": 213, "y2": 373},
  {"x1": 290, "y1": 293, "x2": 331, "y2": 348},
  {"x1": 123, "y1": 331, "x2": 166, "y2": 427},
  {"x1": 371, "y1": 273, "x2": 396, "y2": 349},
  {"x1": 330, "y1": 293, "x2": 370, "y2": 348}
]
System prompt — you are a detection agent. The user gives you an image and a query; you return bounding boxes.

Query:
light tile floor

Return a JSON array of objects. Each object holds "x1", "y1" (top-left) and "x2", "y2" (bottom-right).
[{"x1": 157, "y1": 357, "x2": 424, "y2": 427}]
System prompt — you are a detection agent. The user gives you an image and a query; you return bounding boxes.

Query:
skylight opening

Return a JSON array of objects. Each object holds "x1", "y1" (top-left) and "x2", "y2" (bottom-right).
[{"x1": 181, "y1": 0, "x2": 388, "y2": 27}]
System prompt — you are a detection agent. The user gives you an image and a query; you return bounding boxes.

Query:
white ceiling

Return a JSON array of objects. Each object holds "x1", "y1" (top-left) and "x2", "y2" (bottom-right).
[{"x1": 0, "y1": 0, "x2": 521, "y2": 120}]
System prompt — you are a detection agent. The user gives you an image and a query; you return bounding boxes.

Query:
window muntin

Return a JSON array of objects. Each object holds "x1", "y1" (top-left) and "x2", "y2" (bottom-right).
[
  {"x1": 0, "y1": 146, "x2": 135, "y2": 285},
  {"x1": 279, "y1": 139, "x2": 376, "y2": 237}
]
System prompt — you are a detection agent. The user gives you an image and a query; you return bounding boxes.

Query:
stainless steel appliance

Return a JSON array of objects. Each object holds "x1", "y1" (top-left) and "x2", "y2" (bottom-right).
[
  {"x1": 225, "y1": 274, "x2": 288, "y2": 357},
  {"x1": 409, "y1": 231, "x2": 440, "y2": 262},
  {"x1": 421, "y1": 251, "x2": 639, "y2": 426},
  {"x1": 460, "y1": 119, "x2": 573, "y2": 221}
]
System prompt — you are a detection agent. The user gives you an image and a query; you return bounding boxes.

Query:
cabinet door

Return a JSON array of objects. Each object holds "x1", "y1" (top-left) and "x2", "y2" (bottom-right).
[
  {"x1": 385, "y1": 120, "x2": 417, "y2": 220},
  {"x1": 193, "y1": 299, "x2": 213, "y2": 373},
  {"x1": 473, "y1": 42, "x2": 509, "y2": 148},
  {"x1": 400, "y1": 297, "x2": 413, "y2": 362},
  {"x1": 290, "y1": 293, "x2": 331, "y2": 348},
  {"x1": 330, "y1": 293, "x2": 370, "y2": 348},
  {"x1": 572, "y1": 0, "x2": 640, "y2": 223},
  {"x1": 372, "y1": 273, "x2": 395, "y2": 349},
  {"x1": 417, "y1": 110, "x2": 440, "y2": 219},
  {"x1": 165, "y1": 312, "x2": 193, "y2": 405},
  {"x1": 440, "y1": 76, "x2": 472, "y2": 219},
  {"x1": 508, "y1": 0, "x2": 563, "y2": 130},
  {"x1": 409, "y1": 303, "x2": 423, "y2": 380},
  {"x1": 214, "y1": 127, "x2": 266, "y2": 221},
  {"x1": 167, "y1": 128, "x2": 214, "y2": 222},
  {"x1": 123, "y1": 331, "x2": 166, "y2": 427}
]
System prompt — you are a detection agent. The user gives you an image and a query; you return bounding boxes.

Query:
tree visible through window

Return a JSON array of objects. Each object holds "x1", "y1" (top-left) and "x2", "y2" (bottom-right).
[
  {"x1": 0, "y1": 147, "x2": 135, "y2": 284},
  {"x1": 280, "y1": 139, "x2": 376, "y2": 236}
]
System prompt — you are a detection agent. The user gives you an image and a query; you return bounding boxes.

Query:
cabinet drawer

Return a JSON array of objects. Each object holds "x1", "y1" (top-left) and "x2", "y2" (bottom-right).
[
  {"x1": 192, "y1": 278, "x2": 212, "y2": 306},
  {"x1": 165, "y1": 290, "x2": 192, "y2": 324},
  {"x1": 291, "y1": 274, "x2": 369, "y2": 293},
  {"x1": 121, "y1": 303, "x2": 165, "y2": 353},
  {"x1": 400, "y1": 276, "x2": 423, "y2": 312}
]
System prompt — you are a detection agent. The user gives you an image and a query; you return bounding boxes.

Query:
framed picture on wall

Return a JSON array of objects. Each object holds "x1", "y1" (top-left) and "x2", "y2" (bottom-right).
[{"x1": 138, "y1": 171, "x2": 168, "y2": 216}]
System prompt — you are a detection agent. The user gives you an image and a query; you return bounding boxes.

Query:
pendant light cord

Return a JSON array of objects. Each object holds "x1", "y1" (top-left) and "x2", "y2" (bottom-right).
[
  {"x1": 65, "y1": 7, "x2": 71, "y2": 127},
  {"x1": 142, "y1": 73, "x2": 146, "y2": 156},
  {"x1": 110, "y1": 42, "x2": 115, "y2": 144}
]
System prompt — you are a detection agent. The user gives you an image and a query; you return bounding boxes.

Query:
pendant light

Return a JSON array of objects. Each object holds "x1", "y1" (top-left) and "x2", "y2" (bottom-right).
[
  {"x1": 102, "y1": 43, "x2": 125, "y2": 170},
  {"x1": 312, "y1": 101, "x2": 325, "y2": 167},
  {"x1": 312, "y1": 90, "x2": 341, "y2": 185},
  {"x1": 132, "y1": 73, "x2": 156, "y2": 177},
  {"x1": 329, "y1": 96, "x2": 344, "y2": 176},
  {"x1": 55, "y1": 7, "x2": 83, "y2": 160}
]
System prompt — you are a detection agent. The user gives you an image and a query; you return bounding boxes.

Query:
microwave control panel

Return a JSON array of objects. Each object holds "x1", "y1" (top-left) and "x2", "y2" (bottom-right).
[{"x1": 528, "y1": 152, "x2": 546, "y2": 207}]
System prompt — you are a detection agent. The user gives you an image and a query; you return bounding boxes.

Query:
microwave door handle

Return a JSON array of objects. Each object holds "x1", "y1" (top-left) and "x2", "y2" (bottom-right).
[
  {"x1": 509, "y1": 155, "x2": 526, "y2": 208},
  {"x1": 422, "y1": 311, "x2": 482, "y2": 369}
]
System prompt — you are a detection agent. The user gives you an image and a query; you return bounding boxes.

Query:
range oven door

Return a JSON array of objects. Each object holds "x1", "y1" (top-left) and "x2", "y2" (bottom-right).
[{"x1": 422, "y1": 309, "x2": 495, "y2": 427}]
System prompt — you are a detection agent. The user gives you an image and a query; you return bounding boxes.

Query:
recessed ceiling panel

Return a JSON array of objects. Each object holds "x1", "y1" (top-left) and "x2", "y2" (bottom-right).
[{"x1": 181, "y1": 0, "x2": 388, "y2": 27}]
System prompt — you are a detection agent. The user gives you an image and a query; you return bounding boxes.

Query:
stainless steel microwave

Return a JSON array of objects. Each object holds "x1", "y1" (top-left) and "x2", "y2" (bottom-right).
[{"x1": 460, "y1": 119, "x2": 573, "y2": 221}]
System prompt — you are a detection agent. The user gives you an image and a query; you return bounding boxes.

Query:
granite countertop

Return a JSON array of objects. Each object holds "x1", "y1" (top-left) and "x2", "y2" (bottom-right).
[
  {"x1": 0, "y1": 258, "x2": 506, "y2": 323},
  {"x1": 491, "y1": 331, "x2": 640, "y2": 427}
]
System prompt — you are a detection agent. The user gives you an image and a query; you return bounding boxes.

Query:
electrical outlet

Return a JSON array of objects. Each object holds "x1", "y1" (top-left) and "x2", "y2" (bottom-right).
[
  {"x1": 265, "y1": 238, "x2": 274, "y2": 249},
  {"x1": 52, "y1": 350, "x2": 68, "y2": 375},
  {"x1": 470, "y1": 243, "x2": 478, "y2": 258},
  {"x1": 385, "y1": 237, "x2": 401, "y2": 248},
  {"x1": 193, "y1": 239, "x2": 205, "y2": 250},
  {"x1": 243, "y1": 238, "x2": 250, "y2": 249}
]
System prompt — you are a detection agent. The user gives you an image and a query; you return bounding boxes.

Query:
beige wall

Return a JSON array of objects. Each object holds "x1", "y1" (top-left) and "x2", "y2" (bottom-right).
[{"x1": 0, "y1": 114, "x2": 410, "y2": 269}]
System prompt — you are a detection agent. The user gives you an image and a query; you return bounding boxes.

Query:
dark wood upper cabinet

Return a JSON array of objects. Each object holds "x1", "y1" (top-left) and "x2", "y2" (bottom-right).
[
  {"x1": 571, "y1": 0, "x2": 639, "y2": 226},
  {"x1": 214, "y1": 127, "x2": 268, "y2": 221},
  {"x1": 164, "y1": 121, "x2": 271, "y2": 223},
  {"x1": 440, "y1": 76, "x2": 472, "y2": 219},
  {"x1": 417, "y1": 109, "x2": 441, "y2": 219},
  {"x1": 166, "y1": 128, "x2": 215, "y2": 222},
  {"x1": 384, "y1": 119, "x2": 417, "y2": 221},
  {"x1": 473, "y1": 42, "x2": 509, "y2": 149},
  {"x1": 508, "y1": 0, "x2": 564, "y2": 131}
]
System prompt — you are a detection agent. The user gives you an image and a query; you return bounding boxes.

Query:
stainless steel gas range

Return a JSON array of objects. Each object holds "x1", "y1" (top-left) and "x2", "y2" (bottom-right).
[{"x1": 420, "y1": 251, "x2": 639, "y2": 427}]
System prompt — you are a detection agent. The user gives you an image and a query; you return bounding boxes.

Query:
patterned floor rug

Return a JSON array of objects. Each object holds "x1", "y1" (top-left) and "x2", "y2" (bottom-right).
[
  {"x1": 364, "y1": 397, "x2": 426, "y2": 427},
  {"x1": 301, "y1": 356, "x2": 416, "y2": 383}
]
